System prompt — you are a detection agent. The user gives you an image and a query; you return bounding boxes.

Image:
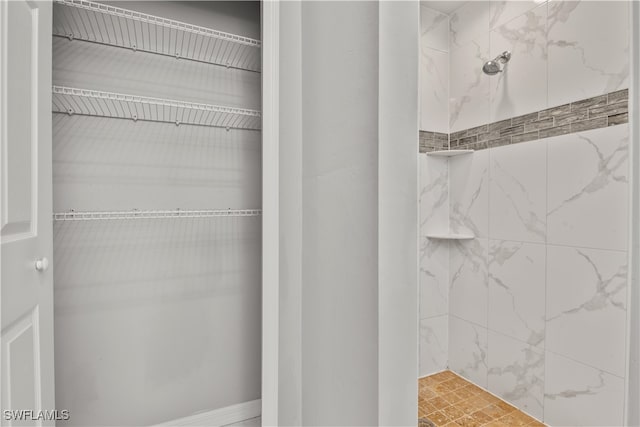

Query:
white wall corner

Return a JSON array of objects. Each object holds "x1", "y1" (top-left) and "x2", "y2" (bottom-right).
[{"x1": 379, "y1": 1, "x2": 420, "y2": 425}]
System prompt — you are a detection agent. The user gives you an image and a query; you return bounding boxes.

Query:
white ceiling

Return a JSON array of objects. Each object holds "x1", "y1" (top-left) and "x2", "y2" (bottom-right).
[{"x1": 422, "y1": 1, "x2": 468, "y2": 15}]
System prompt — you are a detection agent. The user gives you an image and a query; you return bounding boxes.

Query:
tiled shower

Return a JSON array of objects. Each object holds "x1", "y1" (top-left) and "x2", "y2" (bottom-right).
[{"x1": 418, "y1": 1, "x2": 631, "y2": 426}]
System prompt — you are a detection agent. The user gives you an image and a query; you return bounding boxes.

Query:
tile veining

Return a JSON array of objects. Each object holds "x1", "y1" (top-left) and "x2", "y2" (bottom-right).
[
  {"x1": 544, "y1": 351, "x2": 625, "y2": 427},
  {"x1": 450, "y1": 39, "x2": 490, "y2": 132},
  {"x1": 490, "y1": 5, "x2": 547, "y2": 122},
  {"x1": 421, "y1": 5, "x2": 450, "y2": 52},
  {"x1": 450, "y1": 150, "x2": 489, "y2": 238},
  {"x1": 420, "y1": 317, "x2": 449, "y2": 377},
  {"x1": 547, "y1": 1, "x2": 629, "y2": 106},
  {"x1": 450, "y1": 240, "x2": 488, "y2": 327},
  {"x1": 547, "y1": 135, "x2": 627, "y2": 218},
  {"x1": 449, "y1": 316, "x2": 489, "y2": 388},
  {"x1": 489, "y1": 1, "x2": 540, "y2": 30},
  {"x1": 546, "y1": 124, "x2": 629, "y2": 251},
  {"x1": 546, "y1": 246, "x2": 628, "y2": 377},
  {"x1": 489, "y1": 141, "x2": 547, "y2": 243},
  {"x1": 487, "y1": 331, "x2": 545, "y2": 419},
  {"x1": 491, "y1": 171, "x2": 546, "y2": 242},
  {"x1": 488, "y1": 241, "x2": 545, "y2": 347},
  {"x1": 421, "y1": 238, "x2": 450, "y2": 318},
  {"x1": 420, "y1": 167, "x2": 449, "y2": 230},
  {"x1": 547, "y1": 249, "x2": 626, "y2": 320}
]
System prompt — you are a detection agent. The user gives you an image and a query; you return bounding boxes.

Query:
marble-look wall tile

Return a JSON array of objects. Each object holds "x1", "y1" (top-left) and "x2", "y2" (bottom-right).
[
  {"x1": 449, "y1": 315, "x2": 488, "y2": 388},
  {"x1": 490, "y1": 4, "x2": 548, "y2": 122},
  {"x1": 419, "y1": 154, "x2": 449, "y2": 382},
  {"x1": 548, "y1": 0, "x2": 629, "y2": 107},
  {"x1": 487, "y1": 331, "x2": 544, "y2": 420},
  {"x1": 489, "y1": 0, "x2": 543, "y2": 30},
  {"x1": 450, "y1": 1, "x2": 491, "y2": 50},
  {"x1": 420, "y1": 237, "x2": 449, "y2": 319},
  {"x1": 547, "y1": 125, "x2": 629, "y2": 251},
  {"x1": 489, "y1": 139, "x2": 547, "y2": 243},
  {"x1": 420, "y1": 4, "x2": 449, "y2": 133},
  {"x1": 421, "y1": 5, "x2": 449, "y2": 52},
  {"x1": 544, "y1": 351, "x2": 625, "y2": 427},
  {"x1": 450, "y1": 150, "x2": 489, "y2": 238},
  {"x1": 420, "y1": 156, "x2": 449, "y2": 236},
  {"x1": 546, "y1": 245, "x2": 627, "y2": 377},
  {"x1": 450, "y1": 36, "x2": 491, "y2": 132},
  {"x1": 420, "y1": 315, "x2": 449, "y2": 377},
  {"x1": 420, "y1": 47, "x2": 449, "y2": 133},
  {"x1": 420, "y1": 4, "x2": 631, "y2": 421},
  {"x1": 488, "y1": 240, "x2": 545, "y2": 347},
  {"x1": 450, "y1": 239, "x2": 488, "y2": 327}
]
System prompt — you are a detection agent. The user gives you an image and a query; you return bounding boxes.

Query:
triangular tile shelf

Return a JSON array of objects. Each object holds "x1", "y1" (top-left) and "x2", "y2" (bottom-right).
[
  {"x1": 425, "y1": 233, "x2": 475, "y2": 240},
  {"x1": 426, "y1": 149, "x2": 474, "y2": 157}
]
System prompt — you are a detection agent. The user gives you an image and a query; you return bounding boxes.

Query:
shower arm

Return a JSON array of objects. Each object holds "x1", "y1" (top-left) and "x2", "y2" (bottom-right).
[{"x1": 495, "y1": 51, "x2": 512, "y2": 64}]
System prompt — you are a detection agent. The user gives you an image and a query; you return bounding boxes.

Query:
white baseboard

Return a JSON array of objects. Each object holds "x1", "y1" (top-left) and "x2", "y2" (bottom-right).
[{"x1": 155, "y1": 399, "x2": 261, "y2": 427}]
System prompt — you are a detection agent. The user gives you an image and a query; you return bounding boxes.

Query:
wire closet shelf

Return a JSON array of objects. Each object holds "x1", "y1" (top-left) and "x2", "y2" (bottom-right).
[
  {"x1": 52, "y1": 0, "x2": 261, "y2": 72},
  {"x1": 53, "y1": 209, "x2": 262, "y2": 221},
  {"x1": 52, "y1": 86, "x2": 262, "y2": 130}
]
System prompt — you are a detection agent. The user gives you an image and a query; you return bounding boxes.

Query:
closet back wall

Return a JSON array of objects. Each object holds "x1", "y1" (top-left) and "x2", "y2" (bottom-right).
[{"x1": 52, "y1": 2, "x2": 261, "y2": 426}]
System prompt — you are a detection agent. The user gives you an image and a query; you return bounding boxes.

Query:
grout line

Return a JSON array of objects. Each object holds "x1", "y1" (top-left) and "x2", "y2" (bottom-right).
[
  {"x1": 420, "y1": 313, "x2": 449, "y2": 321},
  {"x1": 424, "y1": 45, "x2": 450, "y2": 55},
  {"x1": 485, "y1": 144, "x2": 491, "y2": 389},
  {"x1": 447, "y1": 38, "x2": 452, "y2": 137},
  {"x1": 544, "y1": 347, "x2": 626, "y2": 380},
  {"x1": 486, "y1": 146, "x2": 493, "y2": 392},
  {"x1": 545, "y1": 0, "x2": 550, "y2": 144},
  {"x1": 545, "y1": 242, "x2": 628, "y2": 254},
  {"x1": 451, "y1": 312, "x2": 539, "y2": 353},
  {"x1": 621, "y1": 6, "x2": 635, "y2": 425},
  {"x1": 449, "y1": 313, "x2": 487, "y2": 331},
  {"x1": 542, "y1": 122, "x2": 549, "y2": 424}
]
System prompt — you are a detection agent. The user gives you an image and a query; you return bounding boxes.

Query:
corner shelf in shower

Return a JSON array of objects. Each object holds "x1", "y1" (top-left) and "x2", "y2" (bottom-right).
[
  {"x1": 52, "y1": 86, "x2": 262, "y2": 130},
  {"x1": 52, "y1": 0, "x2": 261, "y2": 72},
  {"x1": 53, "y1": 209, "x2": 262, "y2": 221},
  {"x1": 426, "y1": 149, "x2": 474, "y2": 157},
  {"x1": 423, "y1": 150, "x2": 475, "y2": 241},
  {"x1": 425, "y1": 232, "x2": 475, "y2": 240}
]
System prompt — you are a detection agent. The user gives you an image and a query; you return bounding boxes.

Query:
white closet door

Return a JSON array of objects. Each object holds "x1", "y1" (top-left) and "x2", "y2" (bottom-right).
[{"x1": 1, "y1": 1, "x2": 55, "y2": 425}]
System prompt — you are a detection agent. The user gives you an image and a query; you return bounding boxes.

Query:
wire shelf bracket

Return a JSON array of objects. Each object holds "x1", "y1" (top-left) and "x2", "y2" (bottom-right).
[
  {"x1": 53, "y1": 0, "x2": 261, "y2": 72},
  {"x1": 52, "y1": 85, "x2": 262, "y2": 130},
  {"x1": 53, "y1": 209, "x2": 262, "y2": 221}
]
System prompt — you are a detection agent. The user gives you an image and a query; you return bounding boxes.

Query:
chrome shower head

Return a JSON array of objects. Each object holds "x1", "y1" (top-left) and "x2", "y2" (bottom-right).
[
  {"x1": 482, "y1": 51, "x2": 511, "y2": 76},
  {"x1": 482, "y1": 60, "x2": 502, "y2": 75}
]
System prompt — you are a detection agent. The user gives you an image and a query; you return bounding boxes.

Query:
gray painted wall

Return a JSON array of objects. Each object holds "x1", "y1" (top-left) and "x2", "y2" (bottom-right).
[
  {"x1": 378, "y1": 2, "x2": 419, "y2": 425},
  {"x1": 278, "y1": 1, "x2": 303, "y2": 425},
  {"x1": 300, "y1": 2, "x2": 379, "y2": 425},
  {"x1": 276, "y1": 2, "x2": 419, "y2": 425}
]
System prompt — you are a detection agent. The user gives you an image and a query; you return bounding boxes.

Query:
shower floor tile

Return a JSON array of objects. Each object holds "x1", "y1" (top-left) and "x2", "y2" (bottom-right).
[{"x1": 418, "y1": 371, "x2": 546, "y2": 427}]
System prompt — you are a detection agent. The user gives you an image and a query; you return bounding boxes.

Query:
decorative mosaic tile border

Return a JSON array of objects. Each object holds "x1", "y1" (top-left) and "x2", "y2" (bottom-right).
[
  {"x1": 419, "y1": 89, "x2": 629, "y2": 153},
  {"x1": 419, "y1": 131, "x2": 449, "y2": 153}
]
